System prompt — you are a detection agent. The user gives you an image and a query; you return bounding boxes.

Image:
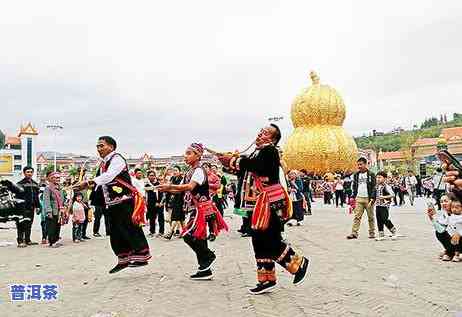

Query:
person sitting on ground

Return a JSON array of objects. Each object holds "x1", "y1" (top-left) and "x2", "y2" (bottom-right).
[
  {"x1": 446, "y1": 194, "x2": 462, "y2": 262},
  {"x1": 427, "y1": 194, "x2": 452, "y2": 260}
]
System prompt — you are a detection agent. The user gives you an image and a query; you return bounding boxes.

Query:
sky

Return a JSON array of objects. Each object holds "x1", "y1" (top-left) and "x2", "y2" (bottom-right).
[{"x1": 1, "y1": 0, "x2": 462, "y2": 158}]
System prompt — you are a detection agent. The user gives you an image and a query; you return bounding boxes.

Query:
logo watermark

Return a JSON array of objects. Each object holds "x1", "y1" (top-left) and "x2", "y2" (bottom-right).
[{"x1": 8, "y1": 284, "x2": 59, "y2": 302}]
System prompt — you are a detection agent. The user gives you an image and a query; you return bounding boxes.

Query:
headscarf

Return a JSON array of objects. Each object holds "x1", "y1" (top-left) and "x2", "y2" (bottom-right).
[{"x1": 188, "y1": 143, "x2": 204, "y2": 157}]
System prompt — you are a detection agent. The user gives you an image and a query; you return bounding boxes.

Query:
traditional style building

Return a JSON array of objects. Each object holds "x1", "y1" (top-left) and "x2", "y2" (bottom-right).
[
  {"x1": 377, "y1": 151, "x2": 405, "y2": 170},
  {"x1": 412, "y1": 127, "x2": 462, "y2": 163},
  {"x1": 0, "y1": 123, "x2": 39, "y2": 181}
]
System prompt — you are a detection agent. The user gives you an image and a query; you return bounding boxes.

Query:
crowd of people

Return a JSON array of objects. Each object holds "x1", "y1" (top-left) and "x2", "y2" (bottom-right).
[
  {"x1": 9, "y1": 162, "x2": 233, "y2": 249},
  {"x1": 4, "y1": 128, "x2": 461, "y2": 296}
]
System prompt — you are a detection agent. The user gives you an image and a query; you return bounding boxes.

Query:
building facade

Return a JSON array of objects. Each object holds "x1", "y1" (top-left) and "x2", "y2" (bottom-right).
[{"x1": 0, "y1": 123, "x2": 38, "y2": 181}]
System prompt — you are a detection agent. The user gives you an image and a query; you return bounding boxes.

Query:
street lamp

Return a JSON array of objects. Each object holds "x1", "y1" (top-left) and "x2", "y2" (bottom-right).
[
  {"x1": 46, "y1": 124, "x2": 63, "y2": 172},
  {"x1": 268, "y1": 116, "x2": 284, "y2": 122}
]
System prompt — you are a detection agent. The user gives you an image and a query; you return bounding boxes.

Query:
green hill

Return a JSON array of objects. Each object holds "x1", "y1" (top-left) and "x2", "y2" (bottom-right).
[{"x1": 354, "y1": 113, "x2": 462, "y2": 152}]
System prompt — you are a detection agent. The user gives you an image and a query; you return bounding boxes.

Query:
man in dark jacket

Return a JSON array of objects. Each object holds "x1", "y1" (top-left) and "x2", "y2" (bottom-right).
[
  {"x1": 16, "y1": 166, "x2": 41, "y2": 247},
  {"x1": 346, "y1": 157, "x2": 377, "y2": 239},
  {"x1": 145, "y1": 171, "x2": 164, "y2": 237}
]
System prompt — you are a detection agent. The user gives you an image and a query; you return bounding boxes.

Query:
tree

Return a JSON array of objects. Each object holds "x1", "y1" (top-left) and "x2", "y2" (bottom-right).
[
  {"x1": 41, "y1": 163, "x2": 60, "y2": 177},
  {"x1": 399, "y1": 131, "x2": 420, "y2": 171}
]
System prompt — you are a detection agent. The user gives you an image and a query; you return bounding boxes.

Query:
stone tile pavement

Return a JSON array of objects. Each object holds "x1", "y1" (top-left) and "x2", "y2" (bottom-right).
[{"x1": 0, "y1": 198, "x2": 461, "y2": 317}]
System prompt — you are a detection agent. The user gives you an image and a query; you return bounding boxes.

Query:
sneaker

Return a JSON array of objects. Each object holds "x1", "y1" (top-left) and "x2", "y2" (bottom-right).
[
  {"x1": 17, "y1": 243, "x2": 27, "y2": 248},
  {"x1": 93, "y1": 233, "x2": 102, "y2": 237},
  {"x1": 248, "y1": 281, "x2": 277, "y2": 295},
  {"x1": 346, "y1": 234, "x2": 358, "y2": 240},
  {"x1": 190, "y1": 269, "x2": 213, "y2": 280},
  {"x1": 368, "y1": 233, "x2": 376, "y2": 239},
  {"x1": 82, "y1": 236, "x2": 91, "y2": 240},
  {"x1": 73, "y1": 240, "x2": 80, "y2": 243},
  {"x1": 199, "y1": 253, "x2": 217, "y2": 272},
  {"x1": 375, "y1": 232, "x2": 385, "y2": 241},
  {"x1": 147, "y1": 233, "x2": 155, "y2": 238},
  {"x1": 442, "y1": 255, "x2": 453, "y2": 261},
  {"x1": 128, "y1": 261, "x2": 149, "y2": 268},
  {"x1": 49, "y1": 244, "x2": 60, "y2": 248},
  {"x1": 297, "y1": 221, "x2": 303, "y2": 226},
  {"x1": 162, "y1": 233, "x2": 173, "y2": 240},
  {"x1": 293, "y1": 257, "x2": 310, "y2": 286},
  {"x1": 452, "y1": 256, "x2": 461, "y2": 263},
  {"x1": 26, "y1": 241, "x2": 39, "y2": 246},
  {"x1": 109, "y1": 263, "x2": 129, "y2": 274}
]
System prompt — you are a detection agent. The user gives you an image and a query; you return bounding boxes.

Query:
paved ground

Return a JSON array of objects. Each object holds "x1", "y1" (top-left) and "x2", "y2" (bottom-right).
[{"x1": 0, "y1": 198, "x2": 461, "y2": 317}]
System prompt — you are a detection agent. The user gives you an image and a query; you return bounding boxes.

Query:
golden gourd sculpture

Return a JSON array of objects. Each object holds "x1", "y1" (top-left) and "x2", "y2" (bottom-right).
[{"x1": 283, "y1": 71, "x2": 358, "y2": 175}]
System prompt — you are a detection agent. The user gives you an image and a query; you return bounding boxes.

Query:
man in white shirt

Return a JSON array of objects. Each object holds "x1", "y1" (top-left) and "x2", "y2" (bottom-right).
[
  {"x1": 347, "y1": 157, "x2": 377, "y2": 239},
  {"x1": 405, "y1": 170, "x2": 418, "y2": 206},
  {"x1": 131, "y1": 168, "x2": 146, "y2": 198},
  {"x1": 79, "y1": 136, "x2": 151, "y2": 274}
]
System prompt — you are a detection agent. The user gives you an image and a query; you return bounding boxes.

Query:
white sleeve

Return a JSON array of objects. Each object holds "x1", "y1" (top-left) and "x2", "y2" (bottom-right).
[
  {"x1": 386, "y1": 185, "x2": 393, "y2": 196},
  {"x1": 93, "y1": 155, "x2": 126, "y2": 186},
  {"x1": 191, "y1": 168, "x2": 205, "y2": 185}
]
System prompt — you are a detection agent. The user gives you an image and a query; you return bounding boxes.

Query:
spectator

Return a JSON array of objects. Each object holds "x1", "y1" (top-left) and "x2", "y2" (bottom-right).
[
  {"x1": 287, "y1": 170, "x2": 304, "y2": 226},
  {"x1": 43, "y1": 171, "x2": 64, "y2": 248},
  {"x1": 15, "y1": 166, "x2": 41, "y2": 247},
  {"x1": 346, "y1": 157, "x2": 376, "y2": 240}
]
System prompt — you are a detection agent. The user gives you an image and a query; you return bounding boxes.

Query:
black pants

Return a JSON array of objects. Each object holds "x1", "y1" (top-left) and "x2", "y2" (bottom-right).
[
  {"x1": 335, "y1": 190, "x2": 345, "y2": 207},
  {"x1": 240, "y1": 214, "x2": 252, "y2": 234},
  {"x1": 376, "y1": 206, "x2": 395, "y2": 232},
  {"x1": 81, "y1": 208, "x2": 89, "y2": 238},
  {"x1": 147, "y1": 206, "x2": 164, "y2": 235},
  {"x1": 16, "y1": 210, "x2": 34, "y2": 244},
  {"x1": 292, "y1": 200, "x2": 304, "y2": 222},
  {"x1": 323, "y1": 192, "x2": 332, "y2": 204},
  {"x1": 212, "y1": 195, "x2": 224, "y2": 216},
  {"x1": 435, "y1": 231, "x2": 462, "y2": 256},
  {"x1": 398, "y1": 191, "x2": 405, "y2": 206},
  {"x1": 41, "y1": 219, "x2": 47, "y2": 240},
  {"x1": 73, "y1": 222, "x2": 84, "y2": 241},
  {"x1": 392, "y1": 188, "x2": 400, "y2": 206},
  {"x1": 109, "y1": 201, "x2": 150, "y2": 264},
  {"x1": 46, "y1": 215, "x2": 60, "y2": 246},
  {"x1": 183, "y1": 234, "x2": 214, "y2": 267},
  {"x1": 93, "y1": 205, "x2": 111, "y2": 236},
  {"x1": 251, "y1": 210, "x2": 304, "y2": 282}
]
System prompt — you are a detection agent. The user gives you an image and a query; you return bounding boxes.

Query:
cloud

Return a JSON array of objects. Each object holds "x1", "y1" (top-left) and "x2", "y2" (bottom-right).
[{"x1": 1, "y1": 0, "x2": 462, "y2": 156}]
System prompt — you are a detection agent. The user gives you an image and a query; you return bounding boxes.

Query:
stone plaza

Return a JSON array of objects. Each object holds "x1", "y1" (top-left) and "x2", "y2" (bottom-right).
[{"x1": 0, "y1": 199, "x2": 461, "y2": 317}]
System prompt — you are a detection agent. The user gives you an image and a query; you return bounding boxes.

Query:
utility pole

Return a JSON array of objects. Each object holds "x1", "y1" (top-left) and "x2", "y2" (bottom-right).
[{"x1": 46, "y1": 124, "x2": 63, "y2": 172}]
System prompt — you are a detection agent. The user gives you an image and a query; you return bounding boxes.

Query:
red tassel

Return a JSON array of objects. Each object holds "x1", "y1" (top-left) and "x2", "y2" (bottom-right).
[{"x1": 131, "y1": 192, "x2": 147, "y2": 225}]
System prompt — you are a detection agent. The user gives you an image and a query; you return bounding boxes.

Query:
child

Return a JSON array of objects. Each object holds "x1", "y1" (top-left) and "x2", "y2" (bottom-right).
[
  {"x1": 158, "y1": 143, "x2": 228, "y2": 280},
  {"x1": 71, "y1": 192, "x2": 86, "y2": 243},
  {"x1": 375, "y1": 171, "x2": 397, "y2": 241},
  {"x1": 446, "y1": 194, "x2": 462, "y2": 262},
  {"x1": 427, "y1": 195, "x2": 452, "y2": 260}
]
